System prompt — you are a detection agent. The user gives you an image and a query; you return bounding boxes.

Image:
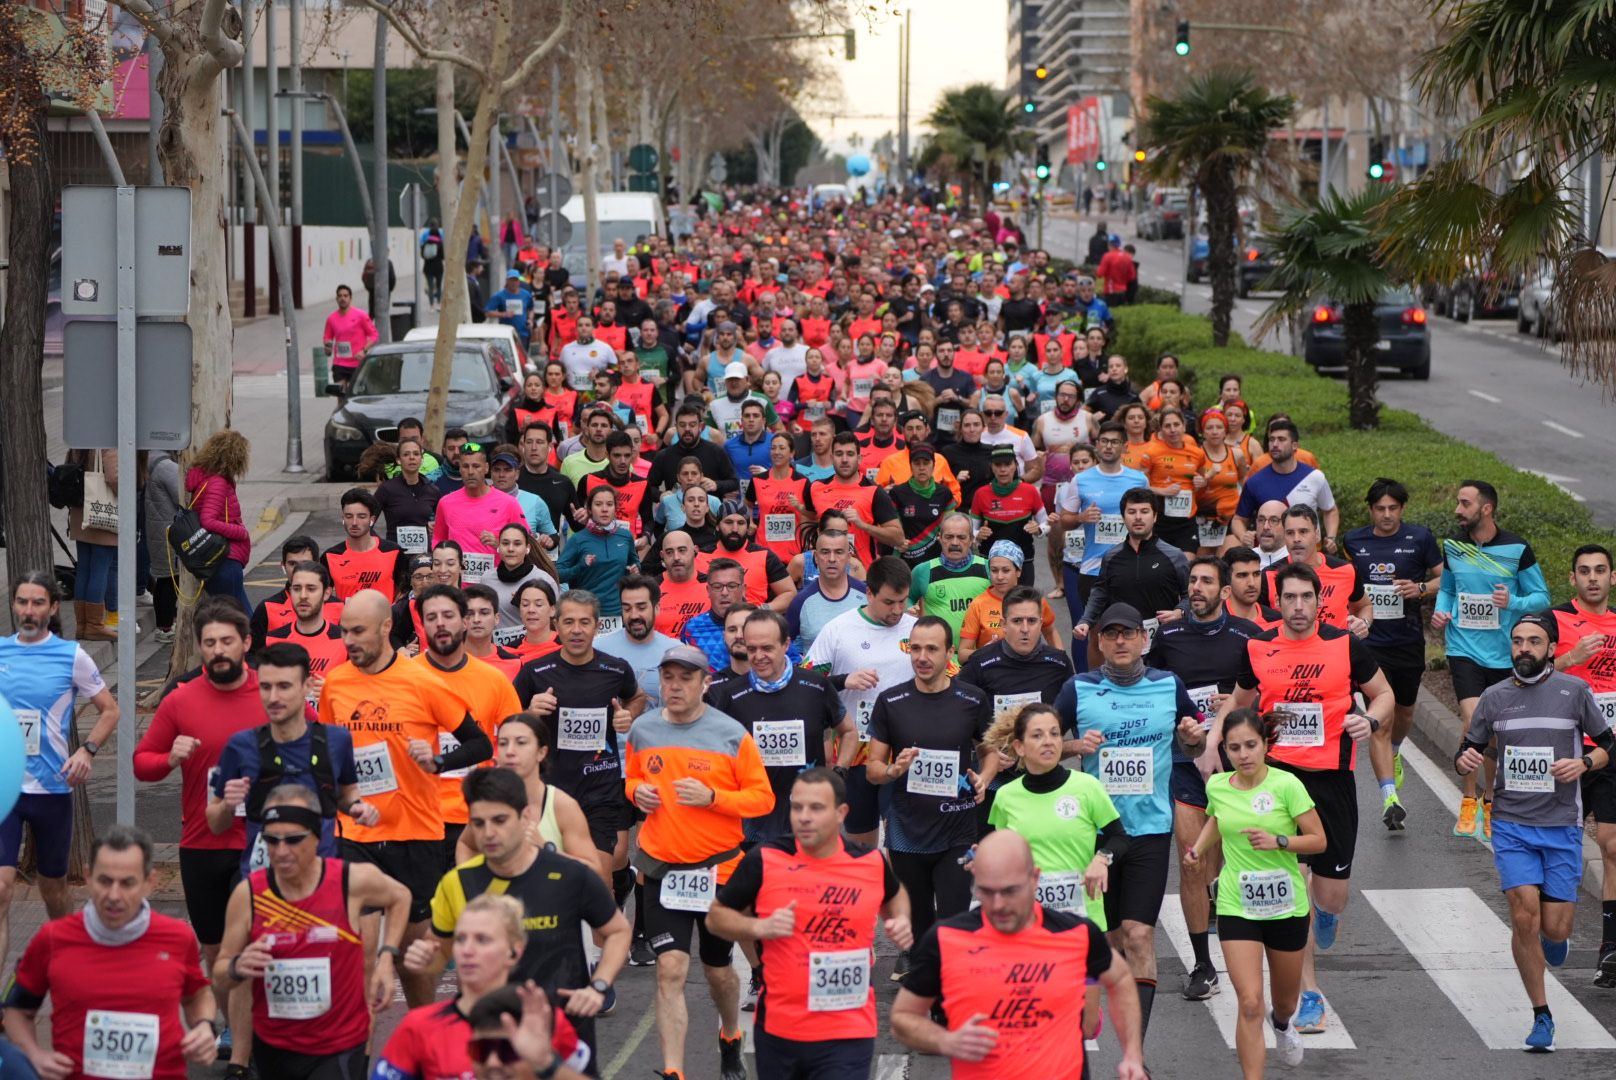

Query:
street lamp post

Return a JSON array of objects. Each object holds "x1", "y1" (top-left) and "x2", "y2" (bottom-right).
[{"x1": 277, "y1": 90, "x2": 376, "y2": 241}]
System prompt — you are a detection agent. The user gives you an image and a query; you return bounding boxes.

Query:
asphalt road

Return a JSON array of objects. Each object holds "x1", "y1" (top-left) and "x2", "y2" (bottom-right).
[{"x1": 1044, "y1": 213, "x2": 1616, "y2": 528}]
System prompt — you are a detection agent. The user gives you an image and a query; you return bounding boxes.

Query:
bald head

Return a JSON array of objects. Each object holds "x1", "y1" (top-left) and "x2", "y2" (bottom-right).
[
  {"x1": 972, "y1": 829, "x2": 1039, "y2": 933},
  {"x1": 661, "y1": 530, "x2": 696, "y2": 578},
  {"x1": 975, "y1": 829, "x2": 1035, "y2": 877},
  {"x1": 1255, "y1": 500, "x2": 1289, "y2": 553},
  {"x1": 339, "y1": 588, "x2": 393, "y2": 670},
  {"x1": 345, "y1": 588, "x2": 391, "y2": 624}
]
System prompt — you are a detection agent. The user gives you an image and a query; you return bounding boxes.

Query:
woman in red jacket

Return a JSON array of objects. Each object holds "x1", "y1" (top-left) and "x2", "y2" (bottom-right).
[{"x1": 185, "y1": 429, "x2": 253, "y2": 614}]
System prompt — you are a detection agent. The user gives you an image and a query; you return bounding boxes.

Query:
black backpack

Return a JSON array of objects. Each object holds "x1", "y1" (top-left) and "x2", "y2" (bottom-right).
[
  {"x1": 245, "y1": 722, "x2": 341, "y2": 820},
  {"x1": 167, "y1": 480, "x2": 229, "y2": 580},
  {"x1": 47, "y1": 461, "x2": 84, "y2": 510}
]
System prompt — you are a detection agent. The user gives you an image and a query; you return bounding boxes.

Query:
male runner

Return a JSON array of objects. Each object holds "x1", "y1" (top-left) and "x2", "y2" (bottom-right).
[
  {"x1": 1056, "y1": 422, "x2": 1148, "y2": 634},
  {"x1": 598, "y1": 574, "x2": 683, "y2": 708},
  {"x1": 324, "y1": 488, "x2": 406, "y2": 601},
  {"x1": 1223, "y1": 545, "x2": 1281, "y2": 628},
  {"x1": 265, "y1": 561, "x2": 348, "y2": 703},
  {"x1": 1344, "y1": 478, "x2": 1444, "y2": 829},
  {"x1": 804, "y1": 431, "x2": 905, "y2": 568},
  {"x1": 1435, "y1": 480, "x2": 1551, "y2": 839},
  {"x1": 251, "y1": 535, "x2": 339, "y2": 650},
  {"x1": 783, "y1": 527, "x2": 866, "y2": 654},
  {"x1": 1077, "y1": 488, "x2": 1189, "y2": 668},
  {"x1": 1260, "y1": 504, "x2": 1371, "y2": 634},
  {"x1": 1213, "y1": 562, "x2": 1395, "y2": 1034},
  {"x1": 908, "y1": 513, "x2": 991, "y2": 646},
  {"x1": 1456, "y1": 612, "x2": 1614, "y2": 1050}
]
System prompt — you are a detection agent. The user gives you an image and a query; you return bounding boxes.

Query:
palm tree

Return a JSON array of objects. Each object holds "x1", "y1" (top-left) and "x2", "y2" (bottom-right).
[
  {"x1": 927, "y1": 83, "x2": 1031, "y2": 210},
  {"x1": 1138, "y1": 69, "x2": 1296, "y2": 347},
  {"x1": 1382, "y1": 0, "x2": 1614, "y2": 386},
  {"x1": 1254, "y1": 186, "x2": 1402, "y2": 430}
]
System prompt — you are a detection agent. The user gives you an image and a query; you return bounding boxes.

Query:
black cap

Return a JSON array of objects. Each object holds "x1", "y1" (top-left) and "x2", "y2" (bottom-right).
[
  {"x1": 1097, "y1": 603, "x2": 1144, "y2": 631},
  {"x1": 1515, "y1": 610, "x2": 1557, "y2": 644},
  {"x1": 990, "y1": 444, "x2": 1017, "y2": 461}
]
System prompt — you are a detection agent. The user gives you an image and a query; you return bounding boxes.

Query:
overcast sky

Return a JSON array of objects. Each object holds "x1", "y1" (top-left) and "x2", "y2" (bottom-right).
[{"x1": 812, "y1": 1, "x2": 1009, "y2": 157}]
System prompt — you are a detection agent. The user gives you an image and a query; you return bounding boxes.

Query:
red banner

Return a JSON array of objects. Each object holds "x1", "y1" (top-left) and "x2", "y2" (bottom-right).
[{"x1": 1066, "y1": 97, "x2": 1101, "y2": 164}]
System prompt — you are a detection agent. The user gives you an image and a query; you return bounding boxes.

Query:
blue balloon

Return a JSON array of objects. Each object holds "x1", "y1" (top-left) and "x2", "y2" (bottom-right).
[
  {"x1": 847, "y1": 154, "x2": 871, "y2": 177},
  {"x1": 0, "y1": 694, "x2": 25, "y2": 823}
]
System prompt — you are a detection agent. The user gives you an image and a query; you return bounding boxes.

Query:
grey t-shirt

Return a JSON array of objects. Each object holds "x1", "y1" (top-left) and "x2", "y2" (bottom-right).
[{"x1": 1466, "y1": 670, "x2": 1609, "y2": 826}]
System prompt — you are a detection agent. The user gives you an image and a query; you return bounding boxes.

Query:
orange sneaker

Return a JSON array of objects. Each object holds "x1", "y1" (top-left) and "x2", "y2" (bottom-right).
[
  {"x1": 1479, "y1": 800, "x2": 1492, "y2": 842},
  {"x1": 1454, "y1": 796, "x2": 1479, "y2": 837}
]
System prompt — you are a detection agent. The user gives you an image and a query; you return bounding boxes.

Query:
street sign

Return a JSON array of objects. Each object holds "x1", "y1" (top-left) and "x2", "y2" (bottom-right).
[
  {"x1": 1066, "y1": 98, "x2": 1100, "y2": 165},
  {"x1": 61, "y1": 186, "x2": 192, "y2": 317},
  {"x1": 708, "y1": 153, "x2": 728, "y2": 184},
  {"x1": 534, "y1": 211, "x2": 573, "y2": 248},
  {"x1": 62, "y1": 320, "x2": 194, "y2": 450},
  {"x1": 627, "y1": 174, "x2": 659, "y2": 193},
  {"x1": 398, "y1": 182, "x2": 428, "y2": 229},
  {"x1": 535, "y1": 172, "x2": 573, "y2": 209},
  {"x1": 627, "y1": 143, "x2": 659, "y2": 174}
]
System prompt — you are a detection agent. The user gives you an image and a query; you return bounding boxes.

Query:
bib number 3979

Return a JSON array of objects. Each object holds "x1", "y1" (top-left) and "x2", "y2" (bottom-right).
[{"x1": 83, "y1": 1010, "x2": 159, "y2": 1079}]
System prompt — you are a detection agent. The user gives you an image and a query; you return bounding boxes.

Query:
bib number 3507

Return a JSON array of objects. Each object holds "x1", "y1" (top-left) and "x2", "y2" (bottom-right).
[{"x1": 83, "y1": 1010, "x2": 159, "y2": 1079}]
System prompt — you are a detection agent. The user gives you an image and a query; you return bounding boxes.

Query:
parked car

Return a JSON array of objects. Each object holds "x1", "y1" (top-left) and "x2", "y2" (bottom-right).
[
  {"x1": 323, "y1": 340, "x2": 515, "y2": 480},
  {"x1": 1432, "y1": 263, "x2": 1521, "y2": 322},
  {"x1": 403, "y1": 322, "x2": 533, "y2": 379},
  {"x1": 1516, "y1": 262, "x2": 1559, "y2": 339},
  {"x1": 1187, "y1": 224, "x2": 1235, "y2": 283},
  {"x1": 1236, "y1": 237, "x2": 1277, "y2": 298},
  {"x1": 1138, "y1": 190, "x2": 1189, "y2": 241},
  {"x1": 1303, "y1": 285, "x2": 1431, "y2": 380}
]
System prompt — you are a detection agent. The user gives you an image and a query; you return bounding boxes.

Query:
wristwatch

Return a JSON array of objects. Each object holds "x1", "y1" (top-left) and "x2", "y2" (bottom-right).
[
  {"x1": 431, "y1": 753, "x2": 446, "y2": 773},
  {"x1": 1584, "y1": 754, "x2": 1596, "y2": 772},
  {"x1": 590, "y1": 977, "x2": 611, "y2": 995},
  {"x1": 377, "y1": 945, "x2": 403, "y2": 963},
  {"x1": 1276, "y1": 834, "x2": 1290, "y2": 850},
  {"x1": 83, "y1": 740, "x2": 100, "y2": 757},
  {"x1": 1097, "y1": 850, "x2": 1114, "y2": 866},
  {"x1": 533, "y1": 1055, "x2": 562, "y2": 1080}
]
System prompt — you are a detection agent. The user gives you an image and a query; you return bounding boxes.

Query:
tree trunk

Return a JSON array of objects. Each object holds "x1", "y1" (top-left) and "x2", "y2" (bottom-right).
[
  {"x1": 576, "y1": 61, "x2": 602, "y2": 301},
  {"x1": 1202, "y1": 165, "x2": 1239, "y2": 347},
  {"x1": 655, "y1": 89, "x2": 678, "y2": 201},
  {"x1": 1343, "y1": 301, "x2": 1381, "y2": 429},
  {"x1": 0, "y1": 96, "x2": 55, "y2": 586},
  {"x1": 593, "y1": 62, "x2": 613, "y2": 195},
  {"x1": 435, "y1": 60, "x2": 465, "y2": 321}
]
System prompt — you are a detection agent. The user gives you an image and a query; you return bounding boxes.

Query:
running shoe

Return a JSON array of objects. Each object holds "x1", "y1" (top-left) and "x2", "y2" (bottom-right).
[
  {"x1": 1393, "y1": 751, "x2": 1405, "y2": 790},
  {"x1": 629, "y1": 936, "x2": 656, "y2": 966},
  {"x1": 222, "y1": 1066, "x2": 254, "y2": 1080},
  {"x1": 1382, "y1": 793, "x2": 1407, "y2": 831},
  {"x1": 718, "y1": 1030, "x2": 747, "y2": 1080},
  {"x1": 1454, "y1": 796, "x2": 1479, "y2": 837},
  {"x1": 1274, "y1": 1017, "x2": 1304, "y2": 1066},
  {"x1": 1541, "y1": 935, "x2": 1569, "y2": 968},
  {"x1": 741, "y1": 971, "x2": 762, "y2": 1012},
  {"x1": 1182, "y1": 961, "x2": 1220, "y2": 1000},
  {"x1": 153, "y1": 627, "x2": 175, "y2": 644},
  {"x1": 654, "y1": 1072, "x2": 684, "y2": 1080},
  {"x1": 1294, "y1": 990, "x2": 1327, "y2": 1034},
  {"x1": 1596, "y1": 947, "x2": 1616, "y2": 989},
  {"x1": 1313, "y1": 910, "x2": 1339, "y2": 951},
  {"x1": 1524, "y1": 1012, "x2": 1555, "y2": 1052},
  {"x1": 215, "y1": 1028, "x2": 232, "y2": 1062},
  {"x1": 1480, "y1": 800, "x2": 1493, "y2": 841},
  {"x1": 599, "y1": 983, "x2": 617, "y2": 1016},
  {"x1": 890, "y1": 949, "x2": 910, "y2": 983}
]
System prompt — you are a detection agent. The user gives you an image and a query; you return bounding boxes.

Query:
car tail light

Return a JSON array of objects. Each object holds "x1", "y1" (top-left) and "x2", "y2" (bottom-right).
[
  {"x1": 1312, "y1": 305, "x2": 1338, "y2": 323},
  {"x1": 1402, "y1": 307, "x2": 1427, "y2": 325},
  {"x1": 1246, "y1": 249, "x2": 1261, "y2": 262}
]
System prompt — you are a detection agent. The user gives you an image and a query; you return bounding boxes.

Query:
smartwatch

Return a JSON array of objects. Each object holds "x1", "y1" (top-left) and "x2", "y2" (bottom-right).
[
  {"x1": 591, "y1": 977, "x2": 611, "y2": 995},
  {"x1": 1584, "y1": 754, "x2": 1596, "y2": 772},
  {"x1": 1276, "y1": 834, "x2": 1289, "y2": 850},
  {"x1": 378, "y1": 945, "x2": 403, "y2": 963},
  {"x1": 83, "y1": 740, "x2": 100, "y2": 757}
]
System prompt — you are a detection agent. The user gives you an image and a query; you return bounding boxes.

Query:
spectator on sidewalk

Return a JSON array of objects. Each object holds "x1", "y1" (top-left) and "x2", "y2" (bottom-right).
[
  {"x1": 144, "y1": 449, "x2": 183, "y2": 644},
  {"x1": 362, "y1": 257, "x2": 396, "y2": 323},
  {"x1": 66, "y1": 447, "x2": 133, "y2": 641},
  {"x1": 185, "y1": 430, "x2": 253, "y2": 615}
]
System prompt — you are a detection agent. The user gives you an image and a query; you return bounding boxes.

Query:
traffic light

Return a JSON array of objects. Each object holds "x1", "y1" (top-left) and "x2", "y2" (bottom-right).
[
  {"x1": 844, "y1": 28, "x2": 856, "y2": 60},
  {"x1": 1034, "y1": 65, "x2": 1049, "y2": 81},
  {"x1": 1175, "y1": 20, "x2": 1191, "y2": 56},
  {"x1": 1095, "y1": 158, "x2": 1107, "y2": 172},
  {"x1": 1035, "y1": 145, "x2": 1051, "y2": 181},
  {"x1": 1367, "y1": 161, "x2": 1385, "y2": 180},
  {"x1": 1023, "y1": 100, "x2": 1036, "y2": 114},
  {"x1": 1134, "y1": 149, "x2": 1147, "y2": 163}
]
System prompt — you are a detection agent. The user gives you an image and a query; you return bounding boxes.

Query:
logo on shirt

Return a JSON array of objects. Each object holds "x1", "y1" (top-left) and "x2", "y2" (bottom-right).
[
  {"x1": 1054, "y1": 796, "x2": 1079, "y2": 820},
  {"x1": 1250, "y1": 792, "x2": 1275, "y2": 814},
  {"x1": 646, "y1": 754, "x2": 665, "y2": 775}
]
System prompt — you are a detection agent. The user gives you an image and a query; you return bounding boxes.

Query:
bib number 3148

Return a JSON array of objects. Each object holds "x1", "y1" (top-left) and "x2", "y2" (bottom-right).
[{"x1": 660, "y1": 867, "x2": 717, "y2": 912}]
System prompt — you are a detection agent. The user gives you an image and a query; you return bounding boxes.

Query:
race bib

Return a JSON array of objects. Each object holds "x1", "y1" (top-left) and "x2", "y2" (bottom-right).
[
  {"x1": 1142, "y1": 617, "x2": 1160, "y2": 652},
  {"x1": 594, "y1": 616, "x2": 623, "y2": 637},
  {"x1": 395, "y1": 526, "x2": 429, "y2": 554},
  {"x1": 993, "y1": 692, "x2": 1043, "y2": 726},
  {"x1": 353, "y1": 742, "x2": 398, "y2": 796},
  {"x1": 16, "y1": 708, "x2": 40, "y2": 757},
  {"x1": 558, "y1": 707, "x2": 609, "y2": 752},
  {"x1": 492, "y1": 625, "x2": 526, "y2": 647},
  {"x1": 936, "y1": 407, "x2": 960, "y2": 432},
  {"x1": 264, "y1": 957, "x2": 332, "y2": 1020},
  {"x1": 1238, "y1": 869, "x2": 1294, "y2": 919},
  {"x1": 660, "y1": 866, "x2": 717, "y2": 912},
  {"x1": 1503, "y1": 744, "x2": 1555, "y2": 793},
  {"x1": 805, "y1": 400, "x2": 828, "y2": 420},
  {"x1": 754, "y1": 720, "x2": 807, "y2": 767},
  {"x1": 1275, "y1": 703, "x2": 1325, "y2": 747},
  {"x1": 333, "y1": 340, "x2": 353, "y2": 359},
  {"x1": 1457, "y1": 592, "x2": 1500, "y2": 631},
  {"x1": 1038, "y1": 397, "x2": 1056, "y2": 416},
  {"x1": 1163, "y1": 491, "x2": 1194, "y2": 518},
  {"x1": 207, "y1": 766, "x2": 246, "y2": 818},
  {"x1": 248, "y1": 832, "x2": 269, "y2": 872},
  {"x1": 461, "y1": 553, "x2": 495, "y2": 579},
  {"x1": 1095, "y1": 514, "x2": 1126, "y2": 546},
  {"x1": 906, "y1": 748, "x2": 960, "y2": 797},
  {"x1": 852, "y1": 378, "x2": 874, "y2": 399},
  {"x1": 1063, "y1": 527, "x2": 1085, "y2": 564},
  {"x1": 1097, "y1": 746, "x2": 1153, "y2": 796},
  {"x1": 1035, "y1": 869, "x2": 1087, "y2": 915},
  {"x1": 1187, "y1": 685, "x2": 1220, "y2": 722},
  {"x1": 764, "y1": 513, "x2": 796, "y2": 542},
  {"x1": 808, "y1": 948, "x2": 871, "y2": 1012},
  {"x1": 83, "y1": 1010, "x2": 159, "y2": 1079},
  {"x1": 865, "y1": 467, "x2": 880, "y2": 483},
  {"x1": 854, "y1": 699, "x2": 873, "y2": 743},
  {"x1": 505, "y1": 299, "x2": 524, "y2": 316},
  {"x1": 568, "y1": 368, "x2": 595, "y2": 391},
  {"x1": 1596, "y1": 692, "x2": 1616, "y2": 726},
  {"x1": 438, "y1": 731, "x2": 471, "y2": 780},
  {"x1": 1366, "y1": 583, "x2": 1404, "y2": 621},
  {"x1": 1197, "y1": 518, "x2": 1227, "y2": 548}
]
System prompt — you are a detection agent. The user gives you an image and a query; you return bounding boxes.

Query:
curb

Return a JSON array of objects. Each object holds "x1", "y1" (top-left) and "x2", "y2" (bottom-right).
[{"x1": 1408, "y1": 687, "x2": 1606, "y2": 900}]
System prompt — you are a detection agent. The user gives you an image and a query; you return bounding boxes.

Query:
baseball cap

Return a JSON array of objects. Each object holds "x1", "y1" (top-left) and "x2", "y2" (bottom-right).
[
  {"x1": 1515, "y1": 610, "x2": 1558, "y2": 643},
  {"x1": 490, "y1": 451, "x2": 519, "y2": 468},
  {"x1": 990, "y1": 444, "x2": 1017, "y2": 461},
  {"x1": 658, "y1": 644, "x2": 711, "y2": 671},
  {"x1": 723, "y1": 361, "x2": 750, "y2": 381},
  {"x1": 506, "y1": 269, "x2": 522, "y2": 279},
  {"x1": 1097, "y1": 603, "x2": 1144, "y2": 631}
]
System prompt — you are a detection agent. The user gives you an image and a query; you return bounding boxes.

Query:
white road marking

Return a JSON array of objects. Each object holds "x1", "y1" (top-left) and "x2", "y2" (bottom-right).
[
  {"x1": 1364, "y1": 888, "x2": 1616, "y2": 1050},
  {"x1": 1543, "y1": 420, "x2": 1585, "y2": 438},
  {"x1": 1468, "y1": 390, "x2": 1502, "y2": 404},
  {"x1": 873, "y1": 1053, "x2": 911, "y2": 1079},
  {"x1": 601, "y1": 1006, "x2": 658, "y2": 1078},
  {"x1": 1159, "y1": 896, "x2": 1358, "y2": 1049},
  {"x1": 1525, "y1": 469, "x2": 1587, "y2": 502}
]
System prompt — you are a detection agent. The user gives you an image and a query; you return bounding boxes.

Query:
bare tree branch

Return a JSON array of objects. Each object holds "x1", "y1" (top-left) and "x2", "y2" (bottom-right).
[
  {"x1": 110, "y1": 0, "x2": 176, "y2": 47},
  {"x1": 349, "y1": 0, "x2": 482, "y2": 73},
  {"x1": 198, "y1": 0, "x2": 244, "y2": 72},
  {"x1": 498, "y1": 5, "x2": 572, "y2": 95}
]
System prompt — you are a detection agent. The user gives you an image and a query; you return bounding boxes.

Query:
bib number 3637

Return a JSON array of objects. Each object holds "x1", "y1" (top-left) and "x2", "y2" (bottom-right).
[
  {"x1": 83, "y1": 1010, "x2": 159, "y2": 1079},
  {"x1": 1036, "y1": 870, "x2": 1087, "y2": 915},
  {"x1": 1503, "y1": 745, "x2": 1555, "y2": 793}
]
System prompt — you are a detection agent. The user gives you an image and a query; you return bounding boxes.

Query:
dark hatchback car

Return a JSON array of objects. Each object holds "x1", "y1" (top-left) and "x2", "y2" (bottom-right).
[
  {"x1": 1236, "y1": 237, "x2": 1277, "y2": 298},
  {"x1": 1303, "y1": 285, "x2": 1431, "y2": 380},
  {"x1": 323, "y1": 341, "x2": 517, "y2": 480}
]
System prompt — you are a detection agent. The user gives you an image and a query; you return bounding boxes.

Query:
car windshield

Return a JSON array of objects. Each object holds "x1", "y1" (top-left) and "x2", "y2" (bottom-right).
[
  {"x1": 352, "y1": 349, "x2": 491, "y2": 395},
  {"x1": 1377, "y1": 286, "x2": 1419, "y2": 306}
]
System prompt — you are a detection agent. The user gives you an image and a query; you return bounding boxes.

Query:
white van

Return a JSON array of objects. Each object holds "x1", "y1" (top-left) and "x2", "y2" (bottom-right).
[
  {"x1": 559, "y1": 192, "x2": 666, "y2": 253},
  {"x1": 403, "y1": 322, "x2": 534, "y2": 376},
  {"x1": 811, "y1": 183, "x2": 852, "y2": 208}
]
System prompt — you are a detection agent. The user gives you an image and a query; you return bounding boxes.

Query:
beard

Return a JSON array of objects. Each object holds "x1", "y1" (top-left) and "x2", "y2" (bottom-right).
[
  {"x1": 624, "y1": 616, "x2": 652, "y2": 640},
  {"x1": 719, "y1": 532, "x2": 748, "y2": 551},
  {"x1": 205, "y1": 656, "x2": 246, "y2": 686},
  {"x1": 428, "y1": 628, "x2": 468, "y2": 658},
  {"x1": 1512, "y1": 651, "x2": 1549, "y2": 680}
]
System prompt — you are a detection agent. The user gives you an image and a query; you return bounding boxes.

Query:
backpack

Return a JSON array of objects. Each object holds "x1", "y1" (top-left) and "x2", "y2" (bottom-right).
[
  {"x1": 245, "y1": 722, "x2": 341, "y2": 820},
  {"x1": 166, "y1": 480, "x2": 229, "y2": 580},
  {"x1": 47, "y1": 461, "x2": 84, "y2": 510},
  {"x1": 420, "y1": 231, "x2": 442, "y2": 261}
]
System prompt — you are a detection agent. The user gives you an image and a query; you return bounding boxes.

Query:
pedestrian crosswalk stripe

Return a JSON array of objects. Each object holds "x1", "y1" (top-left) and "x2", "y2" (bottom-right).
[
  {"x1": 1160, "y1": 896, "x2": 1359, "y2": 1049},
  {"x1": 1364, "y1": 887, "x2": 1616, "y2": 1050},
  {"x1": 872, "y1": 1053, "x2": 910, "y2": 1079}
]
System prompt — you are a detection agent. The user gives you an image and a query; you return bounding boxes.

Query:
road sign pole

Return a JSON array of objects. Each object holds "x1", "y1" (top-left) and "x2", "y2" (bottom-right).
[
  {"x1": 549, "y1": 62, "x2": 562, "y2": 251},
  {"x1": 115, "y1": 186, "x2": 136, "y2": 826}
]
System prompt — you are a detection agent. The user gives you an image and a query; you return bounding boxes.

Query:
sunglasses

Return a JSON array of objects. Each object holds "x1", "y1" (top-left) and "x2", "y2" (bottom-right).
[
  {"x1": 466, "y1": 1036, "x2": 522, "y2": 1065},
  {"x1": 983, "y1": 409, "x2": 1006, "y2": 417},
  {"x1": 261, "y1": 832, "x2": 313, "y2": 848},
  {"x1": 460, "y1": 442, "x2": 485, "y2": 455}
]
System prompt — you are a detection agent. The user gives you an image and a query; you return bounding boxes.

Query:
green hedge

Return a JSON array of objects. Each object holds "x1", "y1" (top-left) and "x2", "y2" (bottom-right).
[{"x1": 1111, "y1": 305, "x2": 1611, "y2": 604}]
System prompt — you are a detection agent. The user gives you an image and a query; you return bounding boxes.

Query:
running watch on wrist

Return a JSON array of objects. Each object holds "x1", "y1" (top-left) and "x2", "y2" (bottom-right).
[
  {"x1": 83, "y1": 740, "x2": 100, "y2": 757},
  {"x1": 1584, "y1": 754, "x2": 1596, "y2": 772},
  {"x1": 590, "y1": 978, "x2": 611, "y2": 995},
  {"x1": 377, "y1": 945, "x2": 403, "y2": 963},
  {"x1": 1276, "y1": 834, "x2": 1289, "y2": 850}
]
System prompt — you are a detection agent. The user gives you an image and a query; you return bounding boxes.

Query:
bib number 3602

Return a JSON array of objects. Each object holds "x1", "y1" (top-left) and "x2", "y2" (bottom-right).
[{"x1": 83, "y1": 1010, "x2": 159, "y2": 1079}]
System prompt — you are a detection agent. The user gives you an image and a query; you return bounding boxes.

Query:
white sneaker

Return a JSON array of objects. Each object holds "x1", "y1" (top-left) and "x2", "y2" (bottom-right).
[
  {"x1": 154, "y1": 627, "x2": 176, "y2": 644},
  {"x1": 1276, "y1": 1020, "x2": 1304, "y2": 1066}
]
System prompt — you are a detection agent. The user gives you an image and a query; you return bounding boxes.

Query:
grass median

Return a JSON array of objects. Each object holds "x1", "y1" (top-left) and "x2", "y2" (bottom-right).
[{"x1": 1110, "y1": 303, "x2": 1611, "y2": 604}]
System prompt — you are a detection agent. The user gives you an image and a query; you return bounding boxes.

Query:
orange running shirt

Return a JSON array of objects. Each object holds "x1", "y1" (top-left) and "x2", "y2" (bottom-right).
[
  {"x1": 1235, "y1": 624, "x2": 1382, "y2": 771},
  {"x1": 413, "y1": 653, "x2": 522, "y2": 825}
]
